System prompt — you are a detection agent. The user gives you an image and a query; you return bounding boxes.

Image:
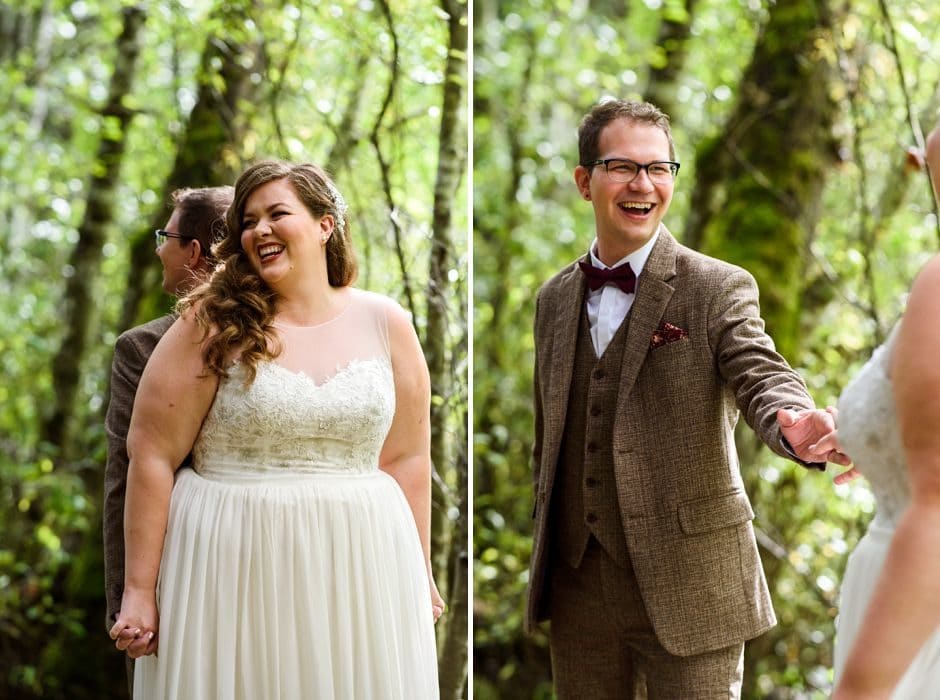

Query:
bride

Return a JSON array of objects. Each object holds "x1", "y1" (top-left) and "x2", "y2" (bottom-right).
[
  {"x1": 109, "y1": 161, "x2": 443, "y2": 698},
  {"x1": 819, "y1": 122, "x2": 940, "y2": 699}
]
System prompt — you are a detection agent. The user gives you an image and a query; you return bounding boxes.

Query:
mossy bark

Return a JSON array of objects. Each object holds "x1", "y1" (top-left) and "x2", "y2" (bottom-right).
[
  {"x1": 681, "y1": 1, "x2": 844, "y2": 693},
  {"x1": 685, "y1": 0, "x2": 841, "y2": 361}
]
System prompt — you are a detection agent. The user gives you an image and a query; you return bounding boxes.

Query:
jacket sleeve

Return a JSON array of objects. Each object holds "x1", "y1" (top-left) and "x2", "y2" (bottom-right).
[
  {"x1": 707, "y1": 267, "x2": 821, "y2": 467},
  {"x1": 102, "y1": 330, "x2": 148, "y2": 630}
]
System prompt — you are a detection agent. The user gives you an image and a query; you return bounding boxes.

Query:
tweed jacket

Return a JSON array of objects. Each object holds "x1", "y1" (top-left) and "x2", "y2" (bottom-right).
[
  {"x1": 525, "y1": 230, "x2": 817, "y2": 656},
  {"x1": 102, "y1": 314, "x2": 175, "y2": 629}
]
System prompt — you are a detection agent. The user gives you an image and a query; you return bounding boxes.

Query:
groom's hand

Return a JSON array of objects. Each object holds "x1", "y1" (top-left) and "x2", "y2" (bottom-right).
[{"x1": 777, "y1": 407, "x2": 852, "y2": 467}]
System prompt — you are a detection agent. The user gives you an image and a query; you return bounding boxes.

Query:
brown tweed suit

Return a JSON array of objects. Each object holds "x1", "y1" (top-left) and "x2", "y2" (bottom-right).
[
  {"x1": 102, "y1": 314, "x2": 175, "y2": 690},
  {"x1": 103, "y1": 314, "x2": 176, "y2": 628},
  {"x1": 527, "y1": 230, "x2": 818, "y2": 688}
]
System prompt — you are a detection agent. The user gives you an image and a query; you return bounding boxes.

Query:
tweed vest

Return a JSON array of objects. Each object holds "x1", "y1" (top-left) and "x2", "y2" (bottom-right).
[{"x1": 550, "y1": 303, "x2": 631, "y2": 570}]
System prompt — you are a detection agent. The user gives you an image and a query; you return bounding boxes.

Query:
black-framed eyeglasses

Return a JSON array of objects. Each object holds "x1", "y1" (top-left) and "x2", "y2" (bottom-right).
[
  {"x1": 154, "y1": 229, "x2": 195, "y2": 249},
  {"x1": 584, "y1": 158, "x2": 680, "y2": 185}
]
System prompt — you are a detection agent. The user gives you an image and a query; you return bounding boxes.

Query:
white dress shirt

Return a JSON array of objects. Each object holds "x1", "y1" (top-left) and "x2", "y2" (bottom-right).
[{"x1": 585, "y1": 228, "x2": 660, "y2": 357}]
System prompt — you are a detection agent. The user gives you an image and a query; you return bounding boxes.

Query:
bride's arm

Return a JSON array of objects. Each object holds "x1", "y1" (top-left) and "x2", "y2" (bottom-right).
[
  {"x1": 833, "y1": 255, "x2": 940, "y2": 698},
  {"x1": 378, "y1": 302, "x2": 443, "y2": 614},
  {"x1": 109, "y1": 311, "x2": 218, "y2": 657}
]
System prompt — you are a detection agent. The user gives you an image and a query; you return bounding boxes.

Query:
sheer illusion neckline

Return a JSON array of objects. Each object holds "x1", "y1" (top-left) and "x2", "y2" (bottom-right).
[{"x1": 272, "y1": 296, "x2": 354, "y2": 329}]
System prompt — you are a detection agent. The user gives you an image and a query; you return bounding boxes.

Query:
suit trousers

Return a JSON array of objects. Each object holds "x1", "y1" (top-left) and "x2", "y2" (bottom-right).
[
  {"x1": 125, "y1": 655, "x2": 134, "y2": 698},
  {"x1": 549, "y1": 537, "x2": 744, "y2": 699}
]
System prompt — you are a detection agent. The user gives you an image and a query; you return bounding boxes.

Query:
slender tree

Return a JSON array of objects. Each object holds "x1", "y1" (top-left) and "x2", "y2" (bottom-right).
[
  {"x1": 643, "y1": 0, "x2": 699, "y2": 120},
  {"x1": 117, "y1": 0, "x2": 263, "y2": 333},
  {"x1": 429, "y1": 3, "x2": 468, "y2": 695},
  {"x1": 41, "y1": 5, "x2": 147, "y2": 460}
]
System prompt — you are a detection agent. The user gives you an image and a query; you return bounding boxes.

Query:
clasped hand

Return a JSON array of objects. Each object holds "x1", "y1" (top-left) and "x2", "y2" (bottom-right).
[
  {"x1": 109, "y1": 586, "x2": 159, "y2": 658},
  {"x1": 776, "y1": 407, "x2": 858, "y2": 483}
]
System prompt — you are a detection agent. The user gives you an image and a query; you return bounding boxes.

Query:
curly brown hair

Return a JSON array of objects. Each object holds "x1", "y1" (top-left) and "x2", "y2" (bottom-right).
[{"x1": 180, "y1": 161, "x2": 357, "y2": 381}]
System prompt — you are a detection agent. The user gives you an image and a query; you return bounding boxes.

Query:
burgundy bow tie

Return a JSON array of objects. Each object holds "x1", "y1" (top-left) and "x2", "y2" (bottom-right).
[{"x1": 578, "y1": 259, "x2": 636, "y2": 294}]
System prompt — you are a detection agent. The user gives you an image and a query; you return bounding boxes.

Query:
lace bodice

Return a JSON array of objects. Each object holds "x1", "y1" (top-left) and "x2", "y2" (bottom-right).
[
  {"x1": 836, "y1": 323, "x2": 909, "y2": 527},
  {"x1": 192, "y1": 289, "x2": 398, "y2": 479}
]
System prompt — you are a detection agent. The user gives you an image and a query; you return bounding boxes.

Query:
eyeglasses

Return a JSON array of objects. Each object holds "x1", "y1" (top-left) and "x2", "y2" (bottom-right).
[
  {"x1": 585, "y1": 158, "x2": 680, "y2": 185},
  {"x1": 154, "y1": 229, "x2": 195, "y2": 249}
]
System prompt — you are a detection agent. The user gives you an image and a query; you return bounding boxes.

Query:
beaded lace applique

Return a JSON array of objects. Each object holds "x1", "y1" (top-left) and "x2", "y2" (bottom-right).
[{"x1": 193, "y1": 358, "x2": 395, "y2": 477}]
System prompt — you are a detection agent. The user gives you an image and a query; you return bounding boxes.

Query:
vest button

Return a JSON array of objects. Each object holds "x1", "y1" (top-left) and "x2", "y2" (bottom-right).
[
  {"x1": 593, "y1": 369, "x2": 606, "y2": 380},
  {"x1": 586, "y1": 441, "x2": 597, "y2": 452},
  {"x1": 585, "y1": 512, "x2": 598, "y2": 524},
  {"x1": 590, "y1": 405, "x2": 601, "y2": 416},
  {"x1": 585, "y1": 477, "x2": 597, "y2": 487}
]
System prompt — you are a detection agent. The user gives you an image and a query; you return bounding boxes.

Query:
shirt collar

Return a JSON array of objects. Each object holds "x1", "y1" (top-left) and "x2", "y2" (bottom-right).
[{"x1": 588, "y1": 226, "x2": 660, "y2": 278}]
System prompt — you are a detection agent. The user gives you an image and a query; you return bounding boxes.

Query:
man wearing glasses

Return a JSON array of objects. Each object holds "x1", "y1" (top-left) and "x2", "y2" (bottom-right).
[
  {"x1": 524, "y1": 100, "x2": 844, "y2": 697},
  {"x1": 103, "y1": 186, "x2": 232, "y2": 694}
]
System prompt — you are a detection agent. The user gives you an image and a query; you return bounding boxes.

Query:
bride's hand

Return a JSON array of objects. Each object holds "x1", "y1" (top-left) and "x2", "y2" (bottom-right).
[
  {"x1": 429, "y1": 575, "x2": 445, "y2": 623},
  {"x1": 834, "y1": 466, "x2": 862, "y2": 485},
  {"x1": 109, "y1": 586, "x2": 159, "y2": 658}
]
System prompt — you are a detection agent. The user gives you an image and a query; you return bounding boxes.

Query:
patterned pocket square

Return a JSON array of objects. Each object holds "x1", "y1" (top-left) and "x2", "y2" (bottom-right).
[{"x1": 650, "y1": 322, "x2": 688, "y2": 349}]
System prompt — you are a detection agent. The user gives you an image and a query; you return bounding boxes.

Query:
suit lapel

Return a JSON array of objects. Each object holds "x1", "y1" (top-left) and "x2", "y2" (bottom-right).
[{"x1": 615, "y1": 231, "x2": 678, "y2": 402}]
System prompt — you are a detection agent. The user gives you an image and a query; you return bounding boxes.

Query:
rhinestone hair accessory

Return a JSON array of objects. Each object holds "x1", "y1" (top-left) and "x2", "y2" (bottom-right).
[{"x1": 326, "y1": 180, "x2": 348, "y2": 239}]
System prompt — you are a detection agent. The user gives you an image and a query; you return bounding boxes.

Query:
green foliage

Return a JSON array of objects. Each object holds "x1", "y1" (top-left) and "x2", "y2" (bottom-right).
[
  {"x1": 1, "y1": 0, "x2": 466, "y2": 696},
  {"x1": 474, "y1": 0, "x2": 939, "y2": 697},
  {"x1": 0, "y1": 451, "x2": 93, "y2": 695}
]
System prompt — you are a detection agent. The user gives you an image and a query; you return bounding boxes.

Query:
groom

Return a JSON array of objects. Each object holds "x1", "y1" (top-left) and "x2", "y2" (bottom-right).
[
  {"x1": 525, "y1": 99, "x2": 843, "y2": 698},
  {"x1": 103, "y1": 186, "x2": 232, "y2": 691}
]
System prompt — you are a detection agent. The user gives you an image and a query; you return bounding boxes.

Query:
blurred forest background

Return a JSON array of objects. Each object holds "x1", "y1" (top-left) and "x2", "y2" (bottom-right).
[
  {"x1": 474, "y1": 0, "x2": 939, "y2": 698},
  {"x1": 0, "y1": 0, "x2": 468, "y2": 698}
]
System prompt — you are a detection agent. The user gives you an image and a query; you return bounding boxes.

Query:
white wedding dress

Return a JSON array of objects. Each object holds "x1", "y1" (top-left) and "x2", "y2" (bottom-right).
[
  {"x1": 833, "y1": 322, "x2": 940, "y2": 696},
  {"x1": 135, "y1": 290, "x2": 439, "y2": 699}
]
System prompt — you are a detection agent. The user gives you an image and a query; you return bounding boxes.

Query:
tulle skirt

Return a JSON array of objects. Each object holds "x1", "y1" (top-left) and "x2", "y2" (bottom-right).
[
  {"x1": 134, "y1": 467, "x2": 439, "y2": 699},
  {"x1": 834, "y1": 515, "x2": 940, "y2": 697}
]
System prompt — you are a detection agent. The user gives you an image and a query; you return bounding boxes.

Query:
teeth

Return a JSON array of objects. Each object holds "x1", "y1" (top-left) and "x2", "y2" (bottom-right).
[
  {"x1": 258, "y1": 244, "x2": 284, "y2": 258},
  {"x1": 620, "y1": 202, "x2": 653, "y2": 210}
]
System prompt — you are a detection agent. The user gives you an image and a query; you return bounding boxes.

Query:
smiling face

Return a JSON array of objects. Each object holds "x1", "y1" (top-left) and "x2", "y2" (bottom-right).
[
  {"x1": 238, "y1": 178, "x2": 333, "y2": 289},
  {"x1": 574, "y1": 118, "x2": 675, "y2": 265}
]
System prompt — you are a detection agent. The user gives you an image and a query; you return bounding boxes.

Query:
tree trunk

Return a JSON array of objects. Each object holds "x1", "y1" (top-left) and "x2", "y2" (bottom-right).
[
  {"x1": 0, "y1": 3, "x2": 42, "y2": 63},
  {"x1": 643, "y1": 0, "x2": 699, "y2": 120},
  {"x1": 429, "y1": 3, "x2": 468, "y2": 695},
  {"x1": 116, "y1": 0, "x2": 263, "y2": 333},
  {"x1": 679, "y1": 2, "x2": 844, "y2": 693},
  {"x1": 438, "y1": 401, "x2": 469, "y2": 700},
  {"x1": 40, "y1": 5, "x2": 147, "y2": 460},
  {"x1": 684, "y1": 0, "x2": 841, "y2": 360},
  {"x1": 325, "y1": 53, "x2": 371, "y2": 178},
  {"x1": 35, "y1": 11, "x2": 147, "y2": 693},
  {"x1": 0, "y1": 0, "x2": 55, "y2": 263},
  {"x1": 587, "y1": 0, "x2": 629, "y2": 19}
]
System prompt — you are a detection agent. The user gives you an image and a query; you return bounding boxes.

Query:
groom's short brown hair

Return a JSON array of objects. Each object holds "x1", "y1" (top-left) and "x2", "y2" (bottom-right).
[{"x1": 578, "y1": 99, "x2": 676, "y2": 165}]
